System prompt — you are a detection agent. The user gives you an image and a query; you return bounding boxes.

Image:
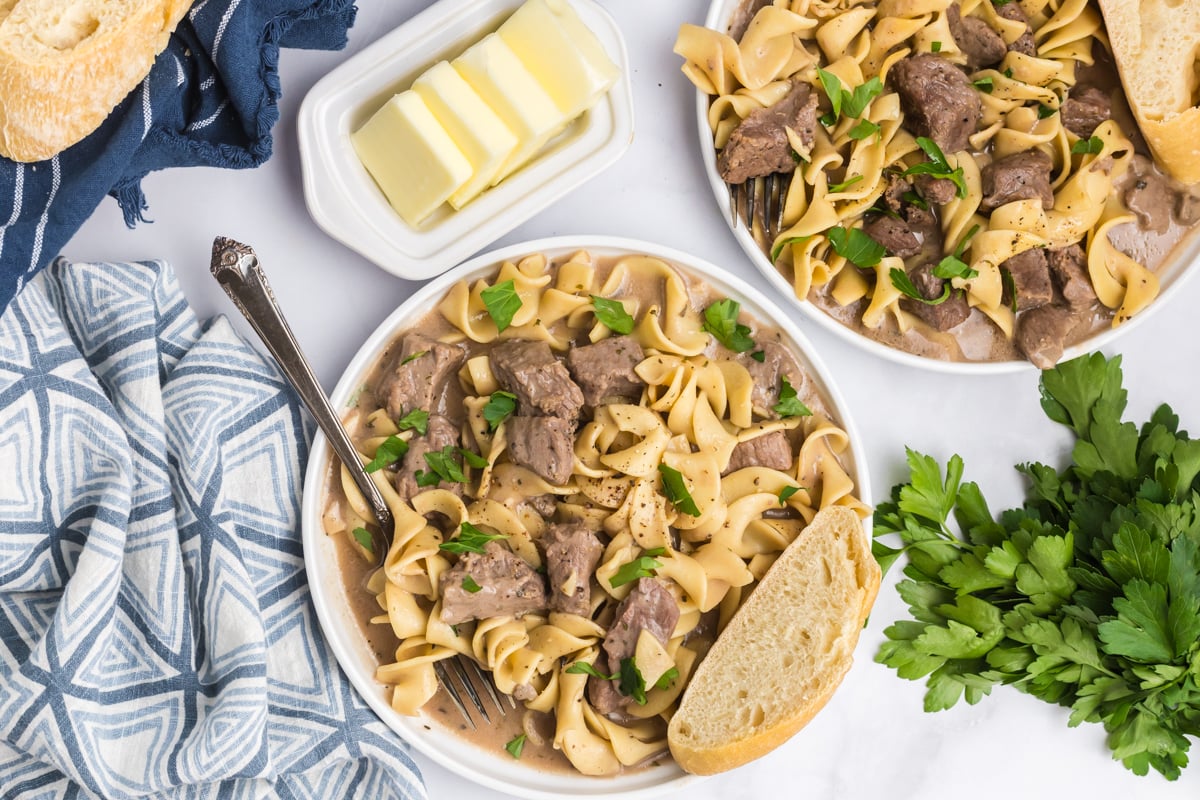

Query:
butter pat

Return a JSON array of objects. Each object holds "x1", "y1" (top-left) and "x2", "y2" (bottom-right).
[
  {"x1": 351, "y1": 91, "x2": 472, "y2": 226},
  {"x1": 452, "y1": 33, "x2": 565, "y2": 183},
  {"x1": 499, "y1": 0, "x2": 619, "y2": 119},
  {"x1": 413, "y1": 61, "x2": 519, "y2": 209}
]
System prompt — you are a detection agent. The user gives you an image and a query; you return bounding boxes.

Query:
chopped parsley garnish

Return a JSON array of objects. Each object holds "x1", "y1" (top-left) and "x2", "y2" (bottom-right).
[
  {"x1": 482, "y1": 391, "x2": 517, "y2": 431},
  {"x1": 829, "y1": 174, "x2": 864, "y2": 193},
  {"x1": 438, "y1": 522, "x2": 508, "y2": 555},
  {"x1": 400, "y1": 350, "x2": 427, "y2": 365},
  {"x1": 396, "y1": 408, "x2": 429, "y2": 435},
  {"x1": 480, "y1": 279, "x2": 521, "y2": 332},
  {"x1": 617, "y1": 658, "x2": 679, "y2": 705},
  {"x1": 459, "y1": 448, "x2": 488, "y2": 469},
  {"x1": 658, "y1": 463, "x2": 701, "y2": 516},
  {"x1": 1037, "y1": 103, "x2": 1058, "y2": 119},
  {"x1": 609, "y1": 555, "x2": 664, "y2": 589},
  {"x1": 364, "y1": 435, "x2": 409, "y2": 473},
  {"x1": 352, "y1": 526, "x2": 375, "y2": 554},
  {"x1": 890, "y1": 268, "x2": 951, "y2": 305},
  {"x1": 931, "y1": 40, "x2": 942, "y2": 52},
  {"x1": 779, "y1": 485, "x2": 802, "y2": 505},
  {"x1": 505, "y1": 733, "x2": 527, "y2": 759},
  {"x1": 773, "y1": 376, "x2": 813, "y2": 418},
  {"x1": 590, "y1": 295, "x2": 635, "y2": 334},
  {"x1": 701, "y1": 299, "x2": 755, "y2": 352},
  {"x1": 932, "y1": 224, "x2": 981, "y2": 281},
  {"x1": 902, "y1": 190, "x2": 929, "y2": 211},
  {"x1": 1002, "y1": 265, "x2": 1019, "y2": 311},
  {"x1": 817, "y1": 69, "x2": 883, "y2": 126},
  {"x1": 461, "y1": 575, "x2": 482, "y2": 593},
  {"x1": 415, "y1": 446, "x2": 468, "y2": 487},
  {"x1": 827, "y1": 225, "x2": 886, "y2": 269},
  {"x1": 751, "y1": 349, "x2": 766, "y2": 363},
  {"x1": 1072, "y1": 135, "x2": 1104, "y2": 155},
  {"x1": 770, "y1": 235, "x2": 811, "y2": 263},
  {"x1": 901, "y1": 137, "x2": 968, "y2": 199},
  {"x1": 972, "y1": 76, "x2": 994, "y2": 93},
  {"x1": 848, "y1": 119, "x2": 881, "y2": 140},
  {"x1": 565, "y1": 662, "x2": 617, "y2": 680}
]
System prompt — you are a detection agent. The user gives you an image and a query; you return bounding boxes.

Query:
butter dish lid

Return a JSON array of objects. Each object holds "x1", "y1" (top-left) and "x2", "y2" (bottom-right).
[{"x1": 296, "y1": 0, "x2": 634, "y2": 282}]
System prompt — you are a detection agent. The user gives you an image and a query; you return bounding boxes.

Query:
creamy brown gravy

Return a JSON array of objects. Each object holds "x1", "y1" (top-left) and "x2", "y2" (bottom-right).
[
  {"x1": 728, "y1": 2, "x2": 1200, "y2": 365},
  {"x1": 324, "y1": 251, "x2": 841, "y2": 774}
]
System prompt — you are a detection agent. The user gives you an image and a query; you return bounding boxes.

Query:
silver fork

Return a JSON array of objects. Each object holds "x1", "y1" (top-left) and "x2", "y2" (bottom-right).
[
  {"x1": 209, "y1": 236, "x2": 510, "y2": 729},
  {"x1": 728, "y1": 172, "x2": 791, "y2": 249}
]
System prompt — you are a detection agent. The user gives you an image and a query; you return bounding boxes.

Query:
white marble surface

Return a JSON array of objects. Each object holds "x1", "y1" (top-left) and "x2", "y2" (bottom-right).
[{"x1": 64, "y1": 1, "x2": 1198, "y2": 797}]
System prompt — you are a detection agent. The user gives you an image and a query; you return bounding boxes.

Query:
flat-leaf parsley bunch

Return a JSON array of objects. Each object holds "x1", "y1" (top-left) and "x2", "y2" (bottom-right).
[{"x1": 874, "y1": 353, "x2": 1200, "y2": 780}]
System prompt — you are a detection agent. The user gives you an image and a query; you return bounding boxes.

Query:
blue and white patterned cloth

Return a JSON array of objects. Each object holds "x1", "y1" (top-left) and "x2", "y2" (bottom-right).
[
  {"x1": 0, "y1": 0, "x2": 357, "y2": 319},
  {"x1": 0, "y1": 258, "x2": 427, "y2": 800}
]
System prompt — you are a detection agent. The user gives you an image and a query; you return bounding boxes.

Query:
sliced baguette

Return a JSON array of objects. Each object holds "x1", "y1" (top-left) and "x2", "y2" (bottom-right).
[
  {"x1": 0, "y1": 0, "x2": 192, "y2": 162},
  {"x1": 1096, "y1": 0, "x2": 1200, "y2": 184},
  {"x1": 667, "y1": 505, "x2": 880, "y2": 775}
]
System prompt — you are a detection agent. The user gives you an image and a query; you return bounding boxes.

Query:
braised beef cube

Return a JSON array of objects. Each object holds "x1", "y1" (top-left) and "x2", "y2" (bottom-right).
[
  {"x1": 724, "y1": 430, "x2": 794, "y2": 474},
  {"x1": 586, "y1": 653, "x2": 627, "y2": 715},
  {"x1": 717, "y1": 81, "x2": 818, "y2": 184},
  {"x1": 981, "y1": 149, "x2": 1054, "y2": 211},
  {"x1": 727, "y1": 0, "x2": 773, "y2": 41},
  {"x1": 1016, "y1": 304, "x2": 1075, "y2": 369},
  {"x1": 566, "y1": 335, "x2": 645, "y2": 406},
  {"x1": 889, "y1": 54, "x2": 982, "y2": 154},
  {"x1": 947, "y1": 4, "x2": 1006, "y2": 69},
  {"x1": 541, "y1": 522, "x2": 603, "y2": 616},
  {"x1": 1060, "y1": 85, "x2": 1111, "y2": 138},
  {"x1": 506, "y1": 415, "x2": 575, "y2": 485},
  {"x1": 439, "y1": 541, "x2": 547, "y2": 625},
  {"x1": 490, "y1": 339, "x2": 584, "y2": 421},
  {"x1": 741, "y1": 340, "x2": 803, "y2": 416},
  {"x1": 1046, "y1": 244, "x2": 1096, "y2": 310},
  {"x1": 1123, "y1": 155, "x2": 1173, "y2": 234},
  {"x1": 996, "y1": 0, "x2": 1036, "y2": 56},
  {"x1": 882, "y1": 173, "x2": 913, "y2": 213},
  {"x1": 395, "y1": 414, "x2": 463, "y2": 503},
  {"x1": 864, "y1": 214, "x2": 921, "y2": 258},
  {"x1": 900, "y1": 264, "x2": 971, "y2": 331},
  {"x1": 602, "y1": 577, "x2": 680, "y2": 667},
  {"x1": 521, "y1": 494, "x2": 558, "y2": 519},
  {"x1": 1001, "y1": 248, "x2": 1053, "y2": 311},
  {"x1": 374, "y1": 333, "x2": 465, "y2": 421},
  {"x1": 913, "y1": 173, "x2": 958, "y2": 205}
]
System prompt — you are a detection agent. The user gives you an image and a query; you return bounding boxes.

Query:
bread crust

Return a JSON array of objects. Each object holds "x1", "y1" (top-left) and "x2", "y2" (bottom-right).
[
  {"x1": 0, "y1": 1, "x2": 192, "y2": 162},
  {"x1": 666, "y1": 505, "x2": 880, "y2": 775}
]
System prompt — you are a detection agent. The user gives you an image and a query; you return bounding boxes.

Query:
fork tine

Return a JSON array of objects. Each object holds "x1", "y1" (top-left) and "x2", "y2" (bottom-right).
[
  {"x1": 746, "y1": 177, "x2": 759, "y2": 238},
  {"x1": 727, "y1": 181, "x2": 740, "y2": 229},
  {"x1": 775, "y1": 173, "x2": 790, "y2": 237},
  {"x1": 434, "y1": 660, "x2": 477, "y2": 731},
  {"x1": 467, "y1": 658, "x2": 515, "y2": 711},
  {"x1": 447, "y1": 657, "x2": 493, "y2": 724}
]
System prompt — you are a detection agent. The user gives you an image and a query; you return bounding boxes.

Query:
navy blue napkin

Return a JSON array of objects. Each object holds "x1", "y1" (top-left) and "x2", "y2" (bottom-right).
[{"x1": 0, "y1": 0, "x2": 357, "y2": 318}]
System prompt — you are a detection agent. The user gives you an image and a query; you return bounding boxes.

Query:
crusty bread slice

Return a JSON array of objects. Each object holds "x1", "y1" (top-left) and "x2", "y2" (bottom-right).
[
  {"x1": 1096, "y1": 0, "x2": 1200, "y2": 184},
  {"x1": 0, "y1": 0, "x2": 192, "y2": 162},
  {"x1": 667, "y1": 505, "x2": 880, "y2": 775}
]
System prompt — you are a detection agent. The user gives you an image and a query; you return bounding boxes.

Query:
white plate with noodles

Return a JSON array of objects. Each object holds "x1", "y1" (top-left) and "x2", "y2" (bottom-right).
[
  {"x1": 301, "y1": 235, "x2": 870, "y2": 798},
  {"x1": 678, "y1": 0, "x2": 1200, "y2": 373}
]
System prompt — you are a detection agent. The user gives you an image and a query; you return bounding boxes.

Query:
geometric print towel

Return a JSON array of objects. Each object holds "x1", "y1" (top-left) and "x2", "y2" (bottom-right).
[{"x1": 0, "y1": 259, "x2": 426, "y2": 799}]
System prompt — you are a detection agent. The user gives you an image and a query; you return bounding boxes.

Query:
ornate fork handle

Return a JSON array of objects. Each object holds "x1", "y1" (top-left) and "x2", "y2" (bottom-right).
[{"x1": 210, "y1": 237, "x2": 394, "y2": 541}]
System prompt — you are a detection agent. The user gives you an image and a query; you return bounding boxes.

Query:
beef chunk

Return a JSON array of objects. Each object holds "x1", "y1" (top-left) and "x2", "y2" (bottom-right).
[
  {"x1": 900, "y1": 264, "x2": 972, "y2": 331},
  {"x1": 882, "y1": 173, "x2": 912, "y2": 214},
  {"x1": 506, "y1": 415, "x2": 574, "y2": 485},
  {"x1": 947, "y1": 4, "x2": 1006, "y2": 69},
  {"x1": 395, "y1": 414, "x2": 463, "y2": 503},
  {"x1": 521, "y1": 494, "x2": 558, "y2": 519},
  {"x1": 864, "y1": 214, "x2": 922, "y2": 258},
  {"x1": 1046, "y1": 244, "x2": 1096, "y2": 310},
  {"x1": 727, "y1": 0, "x2": 772, "y2": 41},
  {"x1": 1123, "y1": 155, "x2": 1174, "y2": 234},
  {"x1": 890, "y1": 54, "x2": 982, "y2": 154},
  {"x1": 541, "y1": 522, "x2": 603, "y2": 616},
  {"x1": 440, "y1": 541, "x2": 547, "y2": 624},
  {"x1": 741, "y1": 340, "x2": 803, "y2": 416},
  {"x1": 587, "y1": 653, "x2": 628, "y2": 715},
  {"x1": 1016, "y1": 304, "x2": 1074, "y2": 369},
  {"x1": 1001, "y1": 248, "x2": 1053, "y2": 311},
  {"x1": 717, "y1": 82, "x2": 818, "y2": 184},
  {"x1": 913, "y1": 173, "x2": 959, "y2": 205},
  {"x1": 490, "y1": 340, "x2": 584, "y2": 421},
  {"x1": 566, "y1": 335, "x2": 645, "y2": 406},
  {"x1": 602, "y1": 578, "x2": 680, "y2": 667},
  {"x1": 996, "y1": 0, "x2": 1037, "y2": 57},
  {"x1": 374, "y1": 333, "x2": 465, "y2": 420},
  {"x1": 1060, "y1": 85, "x2": 1111, "y2": 138},
  {"x1": 981, "y1": 149, "x2": 1054, "y2": 211},
  {"x1": 724, "y1": 430, "x2": 794, "y2": 474}
]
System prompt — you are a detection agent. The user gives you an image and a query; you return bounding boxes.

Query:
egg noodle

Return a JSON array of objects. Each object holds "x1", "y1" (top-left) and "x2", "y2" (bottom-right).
[
  {"x1": 322, "y1": 250, "x2": 865, "y2": 775},
  {"x1": 675, "y1": 0, "x2": 1158, "y2": 349}
]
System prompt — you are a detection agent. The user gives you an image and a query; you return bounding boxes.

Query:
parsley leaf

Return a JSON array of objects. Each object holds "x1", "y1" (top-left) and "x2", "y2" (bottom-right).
[
  {"x1": 618, "y1": 657, "x2": 653, "y2": 704},
  {"x1": 481, "y1": 280, "x2": 522, "y2": 332},
  {"x1": 459, "y1": 448, "x2": 488, "y2": 469},
  {"x1": 591, "y1": 295, "x2": 635, "y2": 334},
  {"x1": 352, "y1": 526, "x2": 375, "y2": 554},
  {"x1": 829, "y1": 174, "x2": 864, "y2": 193},
  {"x1": 972, "y1": 76, "x2": 994, "y2": 93},
  {"x1": 609, "y1": 555, "x2": 664, "y2": 588},
  {"x1": 931, "y1": 40, "x2": 943, "y2": 53},
  {"x1": 462, "y1": 575, "x2": 482, "y2": 593},
  {"x1": 364, "y1": 435, "x2": 409, "y2": 473},
  {"x1": 827, "y1": 225, "x2": 886, "y2": 269},
  {"x1": 1072, "y1": 136, "x2": 1104, "y2": 155},
  {"x1": 771, "y1": 235, "x2": 811, "y2": 263},
  {"x1": 701, "y1": 299, "x2": 755, "y2": 353},
  {"x1": 932, "y1": 224, "x2": 981, "y2": 281},
  {"x1": 751, "y1": 350, "x2": 766, "y2": 363},
  {"x1": 565, "y1": 662, "x2": 617, "y2": 680},
  {"x1": 849, "y1": 119, "x2": 881, "y2": 140},
  {"x1": 658, "y1": 463, "x2": 701, "y2": 516},
  {"x1": 482, "y1": 391, "x2": 517, "y2": 431},
  {"x1": 817, "y1": 70, "x2": 882, "y2": 125},
  {"x1": 902, "y1": 137, "x2": 968, "y2": 199},
  {"x1": 779, "y1": 485, "x2": 802, "y2": 505},
  {"x1": 842, "y1": 76, "x2": 884, "y2": 118},
  {"x1": 773, "y1": 376, "x2": 812, "y2": 418},
  {"x1": 396, "y1": 408, "x2": 429, "y2": 435},
  {"x1": 416, "y1": 446, "x2": 468, "y2": 487},
  {"x1": 439, "y1": 522, "x2": 508, "y2": 555},
  {"x1": 1037, "y1": 103, "x2": 1058, "y2": 119},
  {"x1": 505, "y1": 734, "x2": 526, "y2": 759},
  {"x1": 400, "y1": 350, "x2": 428, "y2": 365},
  {"x1": 817, "y1": 68, "x2": 844, "y2": 126}
]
